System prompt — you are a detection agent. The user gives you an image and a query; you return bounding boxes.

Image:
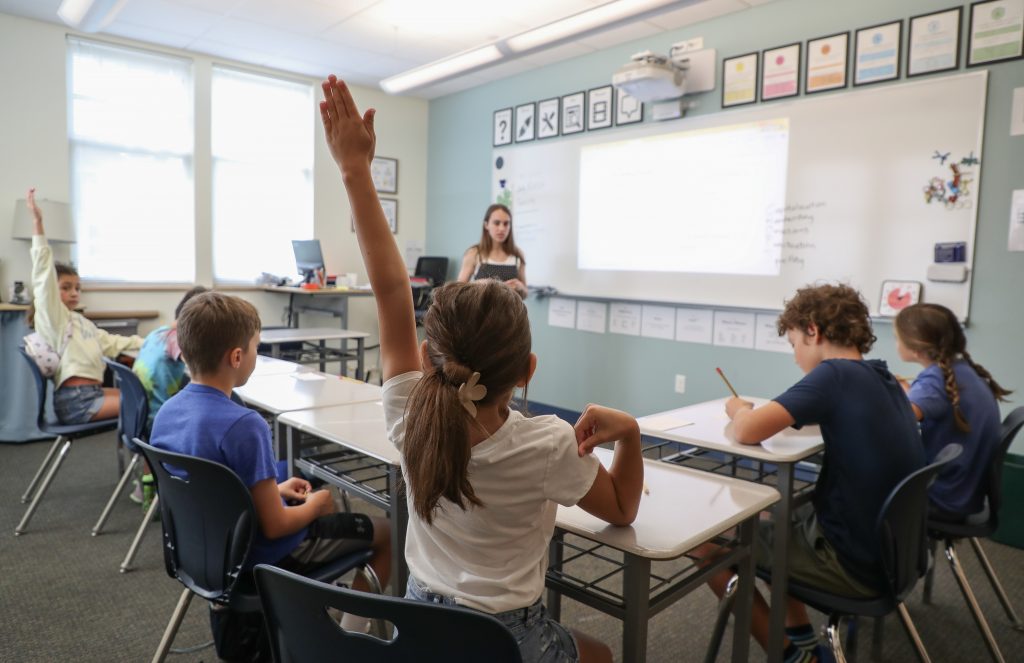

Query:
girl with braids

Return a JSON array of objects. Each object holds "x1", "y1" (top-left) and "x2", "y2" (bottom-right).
[
  {"x1": 320, "y1": 75, "x2": 642, "y2": 663},
  {"x1": 895, "y1": 303, "x2": 1013, "y2": 520}
]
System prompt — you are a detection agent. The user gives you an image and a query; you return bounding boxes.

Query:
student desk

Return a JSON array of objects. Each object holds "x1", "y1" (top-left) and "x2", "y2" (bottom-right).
[
  {"x1": 259, "y1": 326, "x2": 369, "y2": 380},
  {"x1": 276, "y1": 402, "x2": 409, "y2": 597},
  {"x1": 637, "y1": 397, "x2": 824, "y2": 663},
  {"x1": 262, "y1": 285, "x2": 374, "y2": 329},
  {"x1": 251, "y1": 355, "x2": 308, "y2": 377}
]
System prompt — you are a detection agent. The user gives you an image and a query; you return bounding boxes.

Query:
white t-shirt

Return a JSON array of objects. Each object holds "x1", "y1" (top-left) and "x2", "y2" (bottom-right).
[{"x1": 383, "y1": 371, "x2": 600, "y2": 613}]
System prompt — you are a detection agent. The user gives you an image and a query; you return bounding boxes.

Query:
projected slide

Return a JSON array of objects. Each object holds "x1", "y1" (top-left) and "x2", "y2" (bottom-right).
[{"x1": 577, "y1": 118, "x2": 790, "y2": 275}]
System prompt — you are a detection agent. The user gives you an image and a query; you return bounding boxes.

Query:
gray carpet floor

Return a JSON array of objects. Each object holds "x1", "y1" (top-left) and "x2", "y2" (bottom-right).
[{"x1": 2, "y1": 431, "x2": 1023, "y2": 662}]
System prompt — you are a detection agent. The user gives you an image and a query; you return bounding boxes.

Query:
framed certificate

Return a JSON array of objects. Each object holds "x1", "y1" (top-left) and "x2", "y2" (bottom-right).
[
  {"x1": 805, "y1": 32, "x2": 849, "y2": 93},
  {"x1": 722, "y1": 52, "x2": 758, "y2": 107},
  {"x1": 536, "y1": 97, "x2": 560, "y2": 139},
  {"x1": 854, "y1": 20, "x2": 902, "y2": 85},
  {"x1": 761, "y1": 43, "x2": 801, "y2": 100},
  {"x1": 968, "y1": 0, "x2": 1024, "y2": 66},
  {"x1": 380, "y1": 198, "x2": 398, "y2": 234},
  {"x1": 514, "y1": 102, "x2": 535, "y2": 143},
  {"x1": 561, "y1": 91, "x2": 585, "y2": 135},
  {"x1": 493, "y1": 108, "x2": 512, "y2": 146},
  {"x1": 586, "y1": 85, "x2": 614, "y2": 130},
  {"x1": 909, "y1": 7, "x2": 962, "y2": 76},
  {"x1": 370, "y1": 157, "x2": 398, "y2": 194}
]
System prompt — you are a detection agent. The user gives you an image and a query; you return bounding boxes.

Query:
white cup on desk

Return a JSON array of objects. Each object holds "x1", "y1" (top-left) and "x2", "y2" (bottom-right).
[{"x1": 342, "y1": 273, "x2": 357, "y2": 287}]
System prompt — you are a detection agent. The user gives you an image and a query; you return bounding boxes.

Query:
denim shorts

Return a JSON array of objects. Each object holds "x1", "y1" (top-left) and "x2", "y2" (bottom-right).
[
  {"x1": 405, "y1": 576, "x2": 579, "y2": 663},
  {"x1": 53, "y1": 384, "x2": 105, "y2": 424}
]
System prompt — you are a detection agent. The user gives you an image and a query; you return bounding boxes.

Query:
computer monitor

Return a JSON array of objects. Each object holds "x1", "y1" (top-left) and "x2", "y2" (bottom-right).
[{"x1": 292, "y1": 239, "x2": 325, "y2": 283}]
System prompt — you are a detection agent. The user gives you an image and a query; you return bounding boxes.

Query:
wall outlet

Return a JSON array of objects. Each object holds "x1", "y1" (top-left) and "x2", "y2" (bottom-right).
[{"x1": 674, "y1": 374, "x2": 686, "y2": 394}]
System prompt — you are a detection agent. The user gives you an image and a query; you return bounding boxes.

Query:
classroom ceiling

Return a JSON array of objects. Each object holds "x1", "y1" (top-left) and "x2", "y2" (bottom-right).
[{"x1": 0, "y1": 0, "x2": 773, "y2": 98}]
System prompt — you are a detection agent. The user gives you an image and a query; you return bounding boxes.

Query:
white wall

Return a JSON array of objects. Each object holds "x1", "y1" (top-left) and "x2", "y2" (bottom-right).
[{"x1": 0, "y1": 12, "x2": 429, "y2": 370}]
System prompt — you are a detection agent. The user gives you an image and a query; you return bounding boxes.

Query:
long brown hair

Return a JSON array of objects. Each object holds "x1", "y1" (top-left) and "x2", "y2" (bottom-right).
[
  {"x1": 470, "y1": 204, "x2": 525, "y2": 265},
  {"x1": 404, "y1": 280, "x2": 532, "y2": 523},
  {"x1": 895, "y1": 303, "x2": 1012, "y2": 433}
]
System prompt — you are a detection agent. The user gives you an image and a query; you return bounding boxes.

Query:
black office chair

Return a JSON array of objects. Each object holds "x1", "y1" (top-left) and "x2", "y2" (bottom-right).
[
  {"x1": 15, "y1": 347, "x2": 118, "y2": 535},
  {"x1": 135, "y1": 439, "x2": 380, "y2": 663},
  {"x1": 413, "y1": 256, "x2": 449, "y2": 323},
  {"x1": 922, "y1": 407, "x2": 1024, "y2": 662},
  {"x1": 754, "y1": 444, "x2": 962, "y2": 663},
  {"x1": 254, "y1": 564, "x2": 522, "y2": 663}
]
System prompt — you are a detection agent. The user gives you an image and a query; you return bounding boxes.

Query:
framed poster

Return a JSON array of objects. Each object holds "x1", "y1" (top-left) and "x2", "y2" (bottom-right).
[
  {"x1": 370, "y1": 157, "x2": 398, "y2": 194},
  {"x1": 722, "y1": 52, "x2": 758, "y2": 107},
  {"x1": 854, "y1": 20, "x2": 902, "y2": 85},
  {"x1": 805, "y1": 32, "x2": 849, "y2": 93},
  {"x1": 380, "y1": 198, "x2": 398, "y2": 234},
  {"x1": 909, "y1": 7, "x2": 962, "y2": 76},
  {"x1": 561, "y1": 91, "x2": 585, "y2": 135},
  {"x1": 615, "y1": 88, "x2": 643, "y2": 125},
  {"x1": 879, "y1": 280, "x2": 922, "y2": 316},
  {"x1": 537, "y1": 97, "x2": 560, "y2": 139},
  {"x1": 761, "y1": 43, "x2": 801, "y2": 100},
  {"x1": 493, "y1": 107, "x2": 512, "y2": 146},
  {"x1": 968, "y1": 0, "x2": 1024, "y2": 66},
  {"x1": 587, "y1": 85, "x2": 614, "y2": 130},
  {"x1": 514, "y1": 102, "x2": 535, "y2": 142}
]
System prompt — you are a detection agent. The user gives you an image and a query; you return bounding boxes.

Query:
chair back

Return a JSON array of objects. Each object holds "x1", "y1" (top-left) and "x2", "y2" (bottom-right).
[
  {"x1": 415, "y1": 256, "x2": 449, "y2": 287},
  {"x1": 985, "y1": 407, "x2": 1024, "y2": 529},
  {"x1": 103, "y1": 359, "x2": 149, "y2": 450},
  {"x1": 18, "y1": 346, "x2": 49, "y2": 430},
  {"x1": 877, "y1": 443, "x2": 963, "y2": 602},
  {"x1": 134, "y1": 439, "x2": 255, "y2": 603},
  {"x1": 254, "y1": 564, "x2": 522, "y2": 663}
]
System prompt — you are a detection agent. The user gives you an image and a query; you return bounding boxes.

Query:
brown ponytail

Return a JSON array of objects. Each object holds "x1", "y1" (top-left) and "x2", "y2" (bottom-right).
[{"x1": 404, "y1": 280, "x2": 532, "y2": 523}]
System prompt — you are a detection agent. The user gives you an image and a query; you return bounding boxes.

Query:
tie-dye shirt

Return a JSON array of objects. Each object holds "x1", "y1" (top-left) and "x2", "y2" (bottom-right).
[{"x1": 133, "y1": 325, "x2": 188, "y2": 429}]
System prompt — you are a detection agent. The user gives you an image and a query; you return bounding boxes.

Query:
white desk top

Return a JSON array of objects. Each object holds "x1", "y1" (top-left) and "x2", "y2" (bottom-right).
[
  {"x1": 252, "y1": 355, "x2": 308, "y2": 377},
  {"x1": 556, "y1": 448, "x2": 779, "y2": 560},
  {"x1": 234, "y1": 372, "x2": 382, "y2": 414},
  {"x1": 278, "y1": 402, "x2": 397, "y2": 465},
  {"x1": 260, "y1": 327, "x2": 371, "y2": 344},
  {"x1": 638, "y1": 397, "x2": 824, "y2": 463},
  {"x1": 262, "y1": 285, "x2": 374, "y2": 296}
]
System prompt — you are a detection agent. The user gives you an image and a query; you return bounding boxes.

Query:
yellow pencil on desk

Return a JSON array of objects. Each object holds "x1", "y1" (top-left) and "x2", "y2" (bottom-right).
[{"x1": 716, "y1": 367, "x2": 739, "y2": 398}]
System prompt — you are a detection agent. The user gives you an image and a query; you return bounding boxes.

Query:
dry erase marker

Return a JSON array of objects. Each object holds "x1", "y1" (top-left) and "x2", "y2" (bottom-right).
[{"x1": 716, "y1": 367, "x2": 739, "y2": 398}]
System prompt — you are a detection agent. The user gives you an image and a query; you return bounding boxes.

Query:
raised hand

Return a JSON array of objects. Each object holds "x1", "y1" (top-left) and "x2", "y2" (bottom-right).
[
  {"x1": 27, "y1": 187, "x2": 44, "y2": 235},
  {"x1": 319, "y1": 75, "x2": 377, "y2": 176}
]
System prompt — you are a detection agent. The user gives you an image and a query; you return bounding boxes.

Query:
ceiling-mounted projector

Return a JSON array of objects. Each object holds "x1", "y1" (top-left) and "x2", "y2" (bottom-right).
[{"x1": 612, "y1": 51, "x2": 686, "y2": 103}]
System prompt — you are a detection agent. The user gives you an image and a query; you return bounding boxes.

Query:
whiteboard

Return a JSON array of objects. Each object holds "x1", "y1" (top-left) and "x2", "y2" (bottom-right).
[{"x1": 492, "y1": 71, "x2": 987, "y2": 319}]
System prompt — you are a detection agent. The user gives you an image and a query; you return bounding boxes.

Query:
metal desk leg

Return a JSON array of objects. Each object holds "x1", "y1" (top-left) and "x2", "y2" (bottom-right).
[
  {"x1": 547, "y1": 531, "x2": 565, "y2": 621},
  {"x1": 731, "y1": 518, "x2": 756, "y2": 663},
  {"x1": 286, "y1": 426, "x2": 296, "y2": 476},
  {"x1": 318, "y1": 339, "x2": 326, "y2": 373},
  {"x1": 356, "y1": 337, "x2": 364, "y2": 381},
  {"x1": 622, "y1": 554, "x2": 652, "y2": 663},
  {"x1": 767, "y1": 461, "x2": 795, "y2": 663},
  {"x1": 389, "y1": 464, "x2": 408, "y2": 597},
  {"x1": 271, "y1": 342, "x2": 281, "y2": 359},
  {"x1": 338, "y1": 296, "x2": 349, "y2": 330},
  {"x1": 288, "y1": 293, "x2": 298, "y2": 328}
]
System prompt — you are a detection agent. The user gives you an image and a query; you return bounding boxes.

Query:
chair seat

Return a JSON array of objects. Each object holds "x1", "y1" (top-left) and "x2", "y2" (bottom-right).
[
  {"x1": 928, "y1": 503, "x2": 993, "y2": 539},
  {"x1": 41, "y1": 417, "x2": 117, "y2": 437},
  {"x1": 754, "y1": 567, "x2": 892, "y2": 618}
]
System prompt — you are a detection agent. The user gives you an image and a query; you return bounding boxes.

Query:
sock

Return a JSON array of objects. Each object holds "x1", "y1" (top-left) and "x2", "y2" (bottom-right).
[
  {"x1": 786, "y1": 623, "x2": 817, "y2": 652},
  {"x1": 783, "y1": 643, "x2": 815, "y2": 663},
  {"x1": 339, "y1": 612, "x2": 370, "y2": 634}
]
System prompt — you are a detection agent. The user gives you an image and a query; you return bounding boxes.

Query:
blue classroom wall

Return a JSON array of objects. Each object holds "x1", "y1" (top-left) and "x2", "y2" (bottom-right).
[{"x1": 425, "y1": 0, "x2": 1024, "y2": 447}]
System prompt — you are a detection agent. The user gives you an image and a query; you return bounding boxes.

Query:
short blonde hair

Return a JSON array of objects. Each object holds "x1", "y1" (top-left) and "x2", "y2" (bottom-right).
[{"x1": 177, "y1": 292, "x2": 261, "y2": 375}]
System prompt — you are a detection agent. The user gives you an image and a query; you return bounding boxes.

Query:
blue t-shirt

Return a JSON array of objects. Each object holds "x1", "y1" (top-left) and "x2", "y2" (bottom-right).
[
  {"x1": 774, "y1": 359, "x2": 925, "y2": 587},
  {"x1": 150, "y1": 382, "x2": 306, "y2": 567},
  {"x1": 908, "y1": 360, "x2": 1001, "y2": 515}
]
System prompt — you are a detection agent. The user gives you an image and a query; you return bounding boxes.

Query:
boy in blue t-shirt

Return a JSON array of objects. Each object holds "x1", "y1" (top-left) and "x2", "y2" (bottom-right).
[
  {"x1": 150, "y1": 291, "x2": 390, "y2": 631},
  {"x1": 697, "y1": 284, "x2": 925, "y2": 663}
]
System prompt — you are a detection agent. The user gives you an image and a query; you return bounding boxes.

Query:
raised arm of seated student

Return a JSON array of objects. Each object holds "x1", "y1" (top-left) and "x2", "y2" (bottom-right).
[
  {"x1": 725, "y1": 397, "x2": 796, "y2": 445},
  {"x1": 250, "y1": 478, "x2": 335, "y2": 539},
  {"x1": 573, "y1": 404, "x2": 644, "y2": 526},
  {"x1": 320, "y1": 76, "x2": 419, "y2": 382},
  {"x1": 29, "y1": 188, "x2": 72, "y2": 350}
]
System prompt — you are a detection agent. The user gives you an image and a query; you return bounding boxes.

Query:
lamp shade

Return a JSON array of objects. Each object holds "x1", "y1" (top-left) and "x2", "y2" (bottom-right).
[{"x1": 11, "y1": 198, "x2": 76, "y2": 242}]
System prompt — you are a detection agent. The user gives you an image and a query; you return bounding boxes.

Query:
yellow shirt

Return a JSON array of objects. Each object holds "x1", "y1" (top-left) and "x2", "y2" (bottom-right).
[{"x1": 31, "y1": 235, "x2": 142, "y2": 387}]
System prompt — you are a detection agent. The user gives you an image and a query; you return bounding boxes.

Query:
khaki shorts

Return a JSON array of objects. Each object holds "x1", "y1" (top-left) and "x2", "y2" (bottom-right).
[{"x1": 755, "y1": 505, "x2": 879, "y2": 599}]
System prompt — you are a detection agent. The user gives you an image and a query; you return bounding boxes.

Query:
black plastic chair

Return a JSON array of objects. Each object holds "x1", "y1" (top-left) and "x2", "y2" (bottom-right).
[
  {"x1": 755, "y1": 444, "x2": 963, "y2": 663},
  {"x1": 15, "y1": 347, "x2": 117, "y2": 535},
  {"x1": 413, "y1": 256, "x2": 449, "y2": 323},
  {"x1": 254, "y1": 564, "x2": 522, "y2": 663},
  {"x1": 135, "y1": 439, "x2": 379, "y2": 663},
  {"x1": 922, "y1": 407, "x2": 1024, "y2": 662}
]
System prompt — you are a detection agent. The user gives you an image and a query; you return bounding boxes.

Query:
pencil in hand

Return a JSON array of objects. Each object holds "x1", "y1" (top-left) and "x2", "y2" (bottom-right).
[{"x1": 716, "y1": 367, "x2": 739, "y2": 398}]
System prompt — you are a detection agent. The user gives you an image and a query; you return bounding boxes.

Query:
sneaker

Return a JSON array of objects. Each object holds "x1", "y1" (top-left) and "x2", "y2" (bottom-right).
[
  {"x1": 141, "y1": 474, "x2": 156, "y2": 513},
  {"x1": 128, "y1": 479, "x2": 143, "y2": 504}
]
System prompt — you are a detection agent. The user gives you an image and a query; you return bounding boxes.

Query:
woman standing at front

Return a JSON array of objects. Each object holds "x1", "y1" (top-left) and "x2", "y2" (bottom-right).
[{"x1": 457, "y1": 204, "x2": 527, "y2": 298}]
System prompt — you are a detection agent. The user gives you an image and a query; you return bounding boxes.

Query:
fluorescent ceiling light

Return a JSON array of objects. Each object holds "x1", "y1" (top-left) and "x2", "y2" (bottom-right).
[
  {"x1": 506, "y1": 0, "x2": 688, "y2": 53},
  {"x1": 380, "y1": 45, "x2": 502, "y2": 94},
  {"x1": 57, "y1": 0, "x2": 131, "y2": 33}
]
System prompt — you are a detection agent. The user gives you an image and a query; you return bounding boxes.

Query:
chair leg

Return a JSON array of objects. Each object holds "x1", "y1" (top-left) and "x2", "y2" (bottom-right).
[
  {"x1": 20, "y1": 436, "x2": 64, "y2": 503},
  {"x1": 121, "y1": 494, "x2": 159, "y2": 573},
  {"x1": 895, "y1": 602, "x2": 932, "y2": 663},
  {"x1": 968, "y1": 537, "x2": 1024, "y2": 631},
  {"x1": 703, "y1": 574, "x2": 738, "y2": 663},
  {"x1": 825, "y1": 613, "x2": 849, "y2": 663},
  {"x1": 355, "y1": 564, "x2": 388, "y2": 639},
  {"x1": 152, "y1": 588, "x2": 193, "y2": 663},
  {"x1": 15, "y1": 437, "x2": 72, "y2": 535},
  {"x1": 922, "y1": 538, "x2": 938, "y2": 605},
  {"x1": 846, "y1": 616, "x2": 859, "y2": 662},
  {"x1": 946, "y1": 540, "x2": 1006, "y2": 663},
  {"x1": 93, "y1": 452, "x2": 140, "y2": 535}
]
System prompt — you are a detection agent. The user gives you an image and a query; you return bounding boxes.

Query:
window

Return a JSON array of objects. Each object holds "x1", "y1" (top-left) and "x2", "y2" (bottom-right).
[
  {"x1": 68, "y1": 38, "x2": 194, "y2": 282},
  {"x1": 211, "y1": 67, "x2": 314, "y2": 283}
]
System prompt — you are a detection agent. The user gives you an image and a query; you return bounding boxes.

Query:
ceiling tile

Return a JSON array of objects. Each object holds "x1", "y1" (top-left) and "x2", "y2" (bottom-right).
[
  {"x1": 646, "y1": 0, "x2": 747, "y2": 30},
  {"x1": 228, "y1": 0, "x2": 372, "y2": 36},
  {"x1": 114, "y1": 0, "x2": 226, "y2": 37},
  {"x1": 103, "y1": 20, "x2": 196, "y2": 49},
  {"x1": 0, "y1": 0, "x2": 62, "y2": 23},
  {"x1": 520, "y1": 41, "x2": 596, "y2": 67}
]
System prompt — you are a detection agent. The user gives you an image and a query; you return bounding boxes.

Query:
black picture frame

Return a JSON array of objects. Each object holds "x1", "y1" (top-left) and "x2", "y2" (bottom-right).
[
  {"x1": 561, "y1": 91, "x2": 585, "y2": 135},
  {"x1": 514, "y1": 102, "x2": 536, "y2": 143},
  {"x1": 380, "y1": 198, "x2": 398, "y2": 234},
  {"x1": 721, "y1": 52, "x2": 759, "y2": 108},
  {"x1": 853, "y1": 19, "x2": 903, "y2": 86},
  {"x1": 615, "y1": 88, "x2": 644, "y2": 125},
  {"x1": 967, "y1": 0, "x2": 1024, "y2": 67},
  {"x1": 908, "y1": 6, "x2": 963, "y2": 77},
  {"x1": 370, "y1": 156, "x2": 398, "y2": 194},
  {"x1": 586, "y1": 85, "x2": 614, "y2": 130},
  {"x1": 760, "y1": 42, "x2": 802, "y2": 101},
  {"x1": 537, "y1": 97, "x2": 560, "y2": 139},
  {"x1": 493, "y1": 108, "x2": 513, "y2": 147},
  {"x1": 804, "y1": 31, "x2": 849, "y2": 94}
]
